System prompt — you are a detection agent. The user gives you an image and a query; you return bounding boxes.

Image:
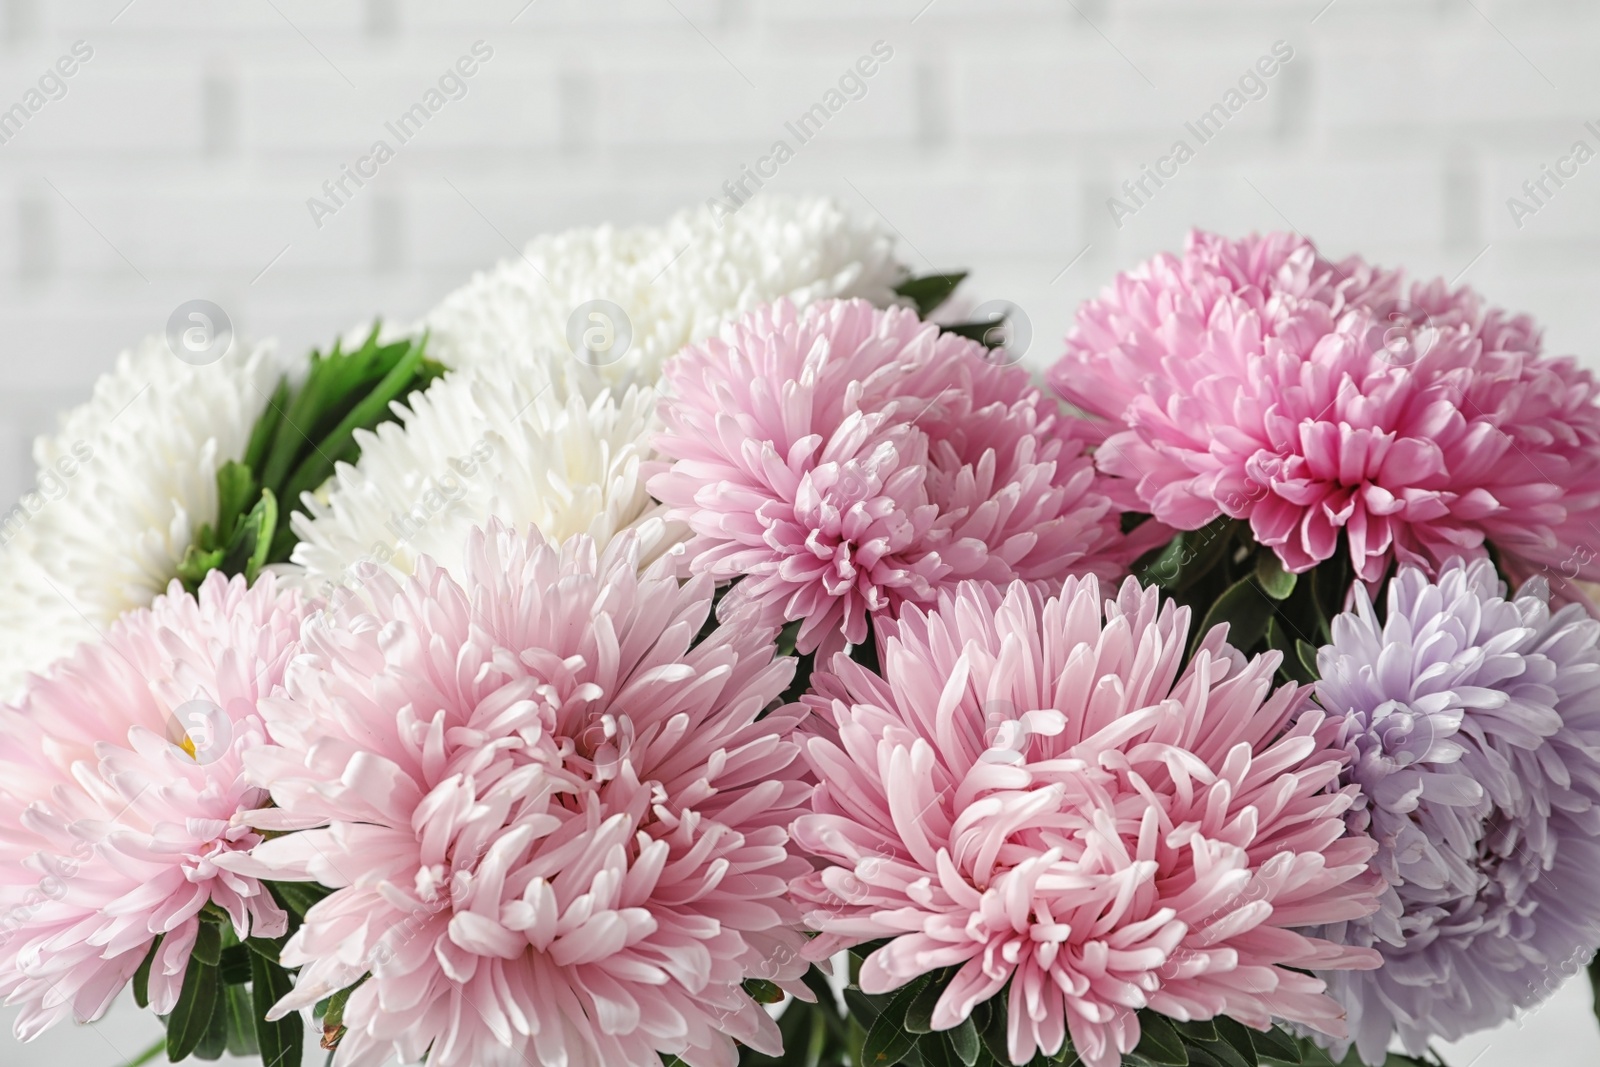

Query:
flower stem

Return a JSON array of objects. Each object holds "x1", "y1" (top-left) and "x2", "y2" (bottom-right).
[{"x1": 118, "y1": 1035, "x2": 166, "y2": 1067}]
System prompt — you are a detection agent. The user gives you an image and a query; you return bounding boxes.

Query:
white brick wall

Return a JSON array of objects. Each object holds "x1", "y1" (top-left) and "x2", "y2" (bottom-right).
[{"x1": 4, "y1": 1, "x2": 1600, "y2": 1063}]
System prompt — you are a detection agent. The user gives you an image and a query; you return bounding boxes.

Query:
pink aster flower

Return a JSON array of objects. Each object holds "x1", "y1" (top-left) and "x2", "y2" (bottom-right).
[
  {"x1": 235, "y1": 522, "x2": 813, "y2": 1067},
  {"x1": 1050, "y1": 230, "x2": 1600, "y2": 586},
  {"x1": 0, "y1": 571, "x2": 307, "y2": 1039},
  {"x1": 790, "y1": 575, "x2": 1383, "y2": 1067},
  {"x1": 649, "y1": 298, "x2": 1135, "y2": 657}
]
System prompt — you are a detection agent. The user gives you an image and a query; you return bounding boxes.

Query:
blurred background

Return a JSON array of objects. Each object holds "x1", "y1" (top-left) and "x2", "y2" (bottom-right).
[{"x1": 3, "y1": 0, "x2": 1599, "y2": 1063}]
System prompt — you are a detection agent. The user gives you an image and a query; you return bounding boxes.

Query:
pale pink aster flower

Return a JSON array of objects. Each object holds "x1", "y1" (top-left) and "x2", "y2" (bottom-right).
[
  {"x1": 790, "y1": 575, "x2": 1383, "y2": 1067},
  {"x1": 650, "y1": 297, "x2": 1132, "y2": 657},
  {"x1": 233, "y1": 522, "x2": 812, "y2": 1067},
  {"x1": 1050, "y1": 231, "x2": 1600, "y2": 586},
  {"x1": 0, "y1": 571, "x2": 306, "y2": 1039}
]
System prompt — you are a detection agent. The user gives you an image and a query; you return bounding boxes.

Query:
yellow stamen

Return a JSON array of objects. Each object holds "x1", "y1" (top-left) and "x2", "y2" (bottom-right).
[{"x1": 179, "y1": 735, "x2": 198, "y2": 759}]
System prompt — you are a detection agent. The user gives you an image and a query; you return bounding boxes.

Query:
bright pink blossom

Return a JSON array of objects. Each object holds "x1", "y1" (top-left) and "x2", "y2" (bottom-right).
[
  {"x1": 1050, "y1": 231, "x2": 1600, "y2": 586},
  {"x1": 0, "y1": 571, "x2": 307, "y2": 1039},
  {"x1": 234, "y1": 523, "x2": 813, "y2": 1067},
  {"x1": 790, "y1": 575, "x2": 1383, "y2": 1067},
  {"x1": 650, "y1": 298, "x2": 1136, "y2": 656}
]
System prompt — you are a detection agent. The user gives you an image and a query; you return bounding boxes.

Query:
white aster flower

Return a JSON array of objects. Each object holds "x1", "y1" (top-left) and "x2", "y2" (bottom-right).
[
  {"x1": 289, "y1": 351, "x2": 676, "y2": 596},
  {"x1": 5, "y1": 335, "x2": 293, "y2": 684},
  {"x1": 0, "y1": 547, "x2": 88, "y2": 703},
  {"x1": 425, "y1": 193, "x2": 906, "y2": 387}
]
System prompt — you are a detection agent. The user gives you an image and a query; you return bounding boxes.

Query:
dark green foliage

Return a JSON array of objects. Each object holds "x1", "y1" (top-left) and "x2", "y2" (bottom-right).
[
  {"x1": 142, "y1": 879, "x2": 337, "y2": 1066},
  {"x1": 1132, "y1": 1012, "x2": 1186, "y2": 1065},
  {"x1": 249, "y1": 950, "x2": 302, "y2": 1067},
  {"x1": 849, "y1": 619, "x2": 881, "y2": 674},
  {"x1": 163, "y1": 924, "x2": 219, "y2": 1061},
  {"x1": 133, "y1": 935, "x2": 162, "y2": 1009},
  {"x1": 1130, "y1": 517, "x2": 1375, "y2": 686},
  {"x1": 895, "y1": 272, "x2": 968, "y2": 317},
  {"x1": 175, "y1": 324, "x2": 444, "y2": 591},
  {"x1": 223, "y1": 984, "x2": 259, "y2": 1058},
  {"x1": 268, "y1": 879, "x2": 335, "y2": 922},
  {"x1": 777, "y1": 625, "x2": 817, "y2": 707},
  {"x1": 892, "y1": 270, "x2": 1019, "y2": 349},
  {"x1": 318, "y1": 978, "x2": 364, "y2": 1054},
  {"x1": 736, "y1": 956, "x2": 1335, "y2": 1067},
  {"x1": 862, "y1": 977, "x2": 928, "y2": 1065},
  {"x1": 1591, "y1": 952, "x2": 1600, "y2": 1035}
]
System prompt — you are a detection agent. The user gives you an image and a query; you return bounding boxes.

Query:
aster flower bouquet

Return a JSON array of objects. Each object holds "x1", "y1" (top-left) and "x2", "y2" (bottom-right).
[{"x1": 2, "y1": 198, "x2": 1598, "y2": 1067}]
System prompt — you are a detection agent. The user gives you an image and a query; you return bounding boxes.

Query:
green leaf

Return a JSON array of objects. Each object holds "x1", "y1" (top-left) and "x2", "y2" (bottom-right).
[
  {"x1": 191, "y1": 920, "x2": 224, "y2": 967},
  {"x1": 165, "y1": 955, "x2": 220, "y2": 1062},
  {"x1": 744, "y1": 978, "x2": 785, "y2": 1004},
  {"x1": 279, "y1": 335, "x2": 438, "y2": 515},
  {"x1": 1300, "y1": 1040, "x2": 1347, "y2": 1066},
  {"x1": 847, "y1": 940, "x2": 890, "y2": 984},
  {"x1": 243, "y1": 377, "x2": 291, "y2": 474},
  {"x1": 894, "y1": 271, "x2": 968, "y2": 316},
  {"x1": 778, "y1": 650, "x2": 817, "y2": 707},
  {"x1": 224, "y1": 982, "x2": 259, "y2": 1057},
  {"x1": 193, "y1": 978, "x2": 231, "y2": 1061},
  {"x1": 1187, "y1": 1034, "x2": 1253, "y2": 1067},
  {"x1": 905, "y1": 973, "x2": 946, "y2": 1034},
  {"x1": 804, "y1": 1001, "x2": 830, "y2": 1067},
  {"x1": 1137, "y1": 517, "x2": 1239, "y2": 594},
  {"x1": 846, "y1": 1014, "x2": 872, "y2": 1067},
  {"x1": 980, "y1": 992, "x2": 1012, "y2": 1065},
  {"x1": 799, "y1": 964, "x2": 838, "y2": 1009},
  {"x1": 1308, "y1": 550, "x2": 1353, "y2": 644},
  {"x1": 948, "y1": 1014, "x2": 981, "y2": 1066},
  {"x1": 1138, "y1": 531, "x2": 1191, "y2": 590},
  {"x1": 1134, "y1": 1011, "x2": 1189, "y2": 1065},
  {"x1": 862, "y1": 976, "x2": 929, "y2": 1065},
  {"x1": 775, "y1": 619, "x2": 803, "y2": 657},
  {"x1": 184, "y1": 324, "x2": 445, "y2": 591},
  {"x1": 321, "y1": 979, "x2": 363, "y2": 1054},
  {"x1": 214, "y1": 461, "x2": 259, "y2": 540},
  {"x1": 864, "y1": 1017, "x2": 915, "y2": 1062},
  {"x1": 250, "y1": 950, "x2": 303, "y2": 1067},
  {"x1": 1253, "y1": 552, "x2": 1297, "y2": 600},
  {"x1": 243, "y1": 935, "x2": 283, "y2": 965},
  {"x1": 1214, "y1": 1017, "x2": 1259, "y2": 1066},
  {"x1": 941, "y1": 318, "x2": 1006, "y2": 346},
  {"x1": 239, "y1": 489, "x2": 278, "y2": 583},
  {"x1": 1263, "y1": 618, "x2": 1309, "y2": 685},
  {"x1": 258, "y1": 325, "x2": 382, "y2": 495},
  {"x1": 181, "y1": 485, "x2": 280, "y2": 596},
  {"x1": 132, "y1": 936, "x2": 162, "y2": 1009},
  {"x1": 1248, "y1": 1025, "x2": 1302, "y2": 1064},
  {"x1": 1191, "y1": 574, "x2": 1274, "y2": 657},
  {"x1": 218, "y1": 942, "x2": 253, "y2": 985},
  {"x1": 1296, "y1": 640, "x2": 1321, "y2": 683},
  {"x1": 1175, "y1": 1019, "x2": 1217, "y2": 1043},
  {"x1": 1590, "y1": 951, "x2": 1600, "y2": 1033},
  {"x1": 175, "y1": 544, "x2": 228, "y2": 593},
  {"x1": 917, "y1": 1029, "x2": 957, "y2": 1067},
  {"x1": 269, "y1": 879, "x2": 334, "y2": 919},
  {"x1": 740, "y1": 994, "x2": 851, "y2": 1067},
  {"x1": 849, "y1": 620, "x2": 882, "y2": 675},
  {"x1": 844, "y1": 988, "x2": 885, "y2": 1028}
]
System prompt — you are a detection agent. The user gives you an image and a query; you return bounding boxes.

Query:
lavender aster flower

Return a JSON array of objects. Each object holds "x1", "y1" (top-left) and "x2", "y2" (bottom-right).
[{"x1": 1311, "y1": 557, "x2": 1600, "y2": 1064}]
